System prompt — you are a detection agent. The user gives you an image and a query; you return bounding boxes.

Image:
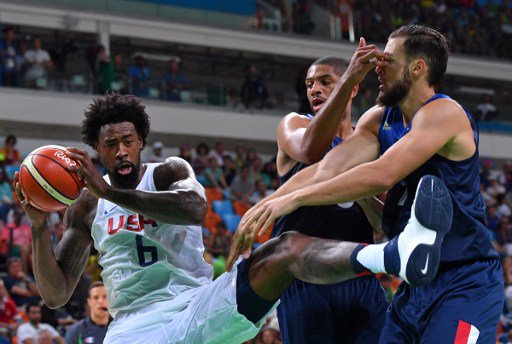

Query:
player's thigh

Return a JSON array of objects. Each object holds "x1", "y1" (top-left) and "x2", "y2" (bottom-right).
[{"x1": 421, "y1": 282, "x2": 503, "y2": 344}]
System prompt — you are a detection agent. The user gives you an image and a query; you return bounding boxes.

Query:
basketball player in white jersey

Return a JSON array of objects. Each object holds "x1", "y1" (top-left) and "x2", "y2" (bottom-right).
[{"x1": 15, "y1": 93, "x2": 452, "y2": 343}]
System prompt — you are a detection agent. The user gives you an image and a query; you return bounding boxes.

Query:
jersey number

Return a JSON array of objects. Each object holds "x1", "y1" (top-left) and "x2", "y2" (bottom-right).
[{"x1": 135, "y1": 235, "x2": 158, "y2": 267}]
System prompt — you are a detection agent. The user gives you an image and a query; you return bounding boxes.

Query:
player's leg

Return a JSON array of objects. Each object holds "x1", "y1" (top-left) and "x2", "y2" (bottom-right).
[
  {"x1": 420, "y1": 259, "x2": 503, "y2": 344},
  {"x1": 353, "y1": 174, "x2": 453, "y2": 286},
  {"x1": 237, "y1": 174, "x2": 454, "y2": 322}
]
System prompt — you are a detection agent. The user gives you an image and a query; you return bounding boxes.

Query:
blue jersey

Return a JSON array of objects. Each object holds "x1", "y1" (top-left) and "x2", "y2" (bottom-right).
[
  {"x1": 273, "y1": 115, "x2": 374, "y2": 244},
  {"x1": 378, "y1": 93, "x2": 497, "y2": 264}
]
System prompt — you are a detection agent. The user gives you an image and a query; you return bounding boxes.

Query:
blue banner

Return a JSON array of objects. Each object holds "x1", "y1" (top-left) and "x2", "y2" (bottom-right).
[{"x1": 130, "y1": 0, "x2": 256, "y2": 15}]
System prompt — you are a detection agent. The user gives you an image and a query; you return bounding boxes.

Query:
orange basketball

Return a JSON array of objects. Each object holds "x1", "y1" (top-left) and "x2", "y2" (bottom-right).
[{"x1": 19, "y1": 145, "x2": 84, "y2": 212}]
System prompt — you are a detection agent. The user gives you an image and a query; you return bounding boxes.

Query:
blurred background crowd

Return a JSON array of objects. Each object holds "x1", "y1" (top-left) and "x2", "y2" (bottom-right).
[{"x1": 0, "y1": 0, "x2": 511, "y2": 343}]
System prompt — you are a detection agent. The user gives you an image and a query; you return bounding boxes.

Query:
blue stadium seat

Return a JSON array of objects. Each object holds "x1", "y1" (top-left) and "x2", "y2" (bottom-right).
[
  {"x1": 5, "y1": 164, "x2": 19, "y2": 179},
  {"x1": 222, "y1": 213, "x2": 241, "y2": 234},
  {"x1": 212, "y1": 200, "x2": 234, "y2": 217}
]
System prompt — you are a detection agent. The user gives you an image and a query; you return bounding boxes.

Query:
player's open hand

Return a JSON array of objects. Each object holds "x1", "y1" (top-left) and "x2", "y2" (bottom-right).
[
  {"x1": 343, "y1": 37, "x2": 390, "y2": 85},
  {"x1": 13, "y1": 172, "x2": 47, "y2": 229},
  {"x1": 225, "y1": 195, "x2": 301, "y2": 271},
  {"x1": 65, "y1": 148, "x2": 110, "y2": 198}
]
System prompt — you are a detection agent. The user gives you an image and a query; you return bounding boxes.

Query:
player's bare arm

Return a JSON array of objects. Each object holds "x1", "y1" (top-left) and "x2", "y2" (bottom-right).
[
  {"x1": 66, "y1": 148, "x2": 207, "y2": 226},
  {"x1": 14, "y1": 171, "x2": 96, "y2": 308},
  {"x1": 251, "y1": 98, "x2": 474, "y2": 233}
]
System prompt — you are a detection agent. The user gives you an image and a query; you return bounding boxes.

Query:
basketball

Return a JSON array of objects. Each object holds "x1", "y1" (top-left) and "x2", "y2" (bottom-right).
[{"x1": 18, "y1": 145, "x2": 84, "y2": 212}]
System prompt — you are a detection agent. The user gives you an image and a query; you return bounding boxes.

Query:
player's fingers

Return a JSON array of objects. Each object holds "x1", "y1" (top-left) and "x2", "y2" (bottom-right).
[
  {"x1": 242, "y1": 247, "x2": 252, "y2": 259},
  {"x1": 259, "y1": 216, "x2": 274, "y2": 237},
  {"x1": 359, "y1": 37, "x2": 365, "y2": 47}
]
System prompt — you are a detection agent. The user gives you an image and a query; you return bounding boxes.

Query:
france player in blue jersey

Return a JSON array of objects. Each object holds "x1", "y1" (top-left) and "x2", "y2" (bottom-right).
[
  {"x1": 234, "y1": 25, "x2": 504, "y2": 343},
  {"x1": 273, "y1": 57, "x2": 388, "y2": 343}
]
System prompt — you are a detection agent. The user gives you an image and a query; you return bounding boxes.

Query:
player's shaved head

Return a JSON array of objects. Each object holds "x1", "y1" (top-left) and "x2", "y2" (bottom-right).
[{"x1": 310, "y1": 56, "x2": 350, "y2": 77}]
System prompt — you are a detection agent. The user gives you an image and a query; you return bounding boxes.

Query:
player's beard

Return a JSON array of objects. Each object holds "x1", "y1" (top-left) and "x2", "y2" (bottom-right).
[
  {"x1": 377, "y1": 67, "x2": 412, "y2": 107},
  {"x1": 111, "y1": 161, "x2": 140, "y2": 188}
]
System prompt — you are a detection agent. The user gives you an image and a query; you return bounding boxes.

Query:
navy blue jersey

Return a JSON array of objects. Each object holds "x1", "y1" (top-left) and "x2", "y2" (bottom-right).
[
  {"x1": 378, "y1": 93, "x2": 497, "y2": 264},
  {"x1": 273, "y1": 115, "x2": 374, "y2": 244}
]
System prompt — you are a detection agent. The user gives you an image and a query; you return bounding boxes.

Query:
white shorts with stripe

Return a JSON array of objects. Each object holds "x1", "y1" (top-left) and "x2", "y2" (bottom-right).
[{"x1": 103, "y1": 265, "x2": 276, "y2": 344}]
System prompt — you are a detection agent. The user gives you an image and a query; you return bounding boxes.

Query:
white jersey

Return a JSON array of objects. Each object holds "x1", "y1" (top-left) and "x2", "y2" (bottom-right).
[{"x1": 91, "y1": 163, "x2": 213, "y2": 318}]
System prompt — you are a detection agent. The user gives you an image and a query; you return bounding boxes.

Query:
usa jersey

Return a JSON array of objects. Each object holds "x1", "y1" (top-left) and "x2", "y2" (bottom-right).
[
  {"x1": 91, "y1": 163, "x2": 213, "y2": 317},
  {"x1": 273, "y1": 115, "x2": 374, "y2": 243},
  {"x1": 379, "y1": 94, "x2": 497, "y2": 264}
]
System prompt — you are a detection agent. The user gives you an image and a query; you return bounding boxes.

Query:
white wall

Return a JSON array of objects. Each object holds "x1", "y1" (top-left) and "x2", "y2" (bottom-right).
[{"x1": 0, "y1": 87, "x2": 511, "y2": 159}]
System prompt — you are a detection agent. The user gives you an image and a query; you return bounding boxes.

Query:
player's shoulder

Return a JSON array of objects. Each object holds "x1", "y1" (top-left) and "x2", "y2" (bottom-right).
[
  {"x1": 356, "y1": 105, "x2": 386, "y2": 131},
  {"x1": 153, "y1": 157, "x2": 196, "y2": 190},
  {"x1": 279, "y1": 112, "x2": 311, "y2": 127},
  {"x1": 418, "y1": 97, "x2": 468, "y2": 124}
]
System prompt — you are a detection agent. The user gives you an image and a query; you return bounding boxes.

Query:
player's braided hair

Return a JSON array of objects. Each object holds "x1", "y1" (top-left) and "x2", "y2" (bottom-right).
[{"x1": 81, "y1": 93, "x2": 150, "y2": 148}]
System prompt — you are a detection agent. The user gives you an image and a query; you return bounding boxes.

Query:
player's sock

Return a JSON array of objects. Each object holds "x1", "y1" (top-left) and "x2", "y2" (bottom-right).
[
  {"x1": 351, "y1": 175, "x2": 453, "y2": 287},
  {"x1": 350, "y1": 243, "x2": 386, "y2": 275}
]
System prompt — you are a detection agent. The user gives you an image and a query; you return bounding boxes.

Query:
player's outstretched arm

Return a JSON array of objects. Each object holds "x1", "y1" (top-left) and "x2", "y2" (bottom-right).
[
  {"x1": 15, "y1": 173, "x2": 95, "y2": 308},
  {"x1": 250, "y1": 99, "x2": 469, "y2": 234}
]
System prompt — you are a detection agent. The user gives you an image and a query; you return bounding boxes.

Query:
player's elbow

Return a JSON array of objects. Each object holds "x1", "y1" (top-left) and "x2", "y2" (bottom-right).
[
  {"x1": 189, "y1": 194, "x2": 207, "y2": 225},
  {"x1": 42, "y1": 293, "x2": 71, "y2": 309}
]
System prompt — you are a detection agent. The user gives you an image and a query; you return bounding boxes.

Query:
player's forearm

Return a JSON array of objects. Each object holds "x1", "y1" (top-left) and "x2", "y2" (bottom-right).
[
  {"x1": 293, "y1": 163, "x2": 390, "y2": 208},
  {"x1": 356, "y1": 197, "x2": 383, "y2": 232},
  {"x1": 31, "y1": 226, "x2": 72, "y2": 308},
  {"x1": 300, "y1": 79, "x2": 356, "y2": 163},
  {"x1": 105, "y1": 188, "x2": 207, "y2": 225}
]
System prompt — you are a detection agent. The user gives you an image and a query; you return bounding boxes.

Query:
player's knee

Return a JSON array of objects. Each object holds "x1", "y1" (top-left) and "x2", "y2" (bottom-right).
[{"x1": 275, "y1": 231, "x2": 308, "y2": 262}]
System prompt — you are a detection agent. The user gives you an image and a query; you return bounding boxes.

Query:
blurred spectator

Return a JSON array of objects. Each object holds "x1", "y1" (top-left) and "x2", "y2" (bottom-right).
[
  {"x1": 253, "y1": 325, "x2": 282, "y2": 344},
  {"x1": 16, "y1": 302, "x2": 64, "y2": 344},
  {"x1": 249, "y1": 157, "x2": 264, "y2": 182},
  {"x1": 0, "y1": 206, "x2": 32, "y2": 272},
  {"x1": 38, "y1": 330, "x2": 54, "y2": 344},
  {"x1": 160, "y1": 58, "x2": 188, "y2": 102},
  {"x1": 0, "y1": 167, "x2": 13, "y2": 222},
  {"x1": 0, "y1": 135, "x2": 22, "y2": 166},
  {"x1": 211, "y1": 142, "x2": 225, "y2": 167},
  {"x1": 230, "y1": 166, "x2": 254, "y2": 203},
  {"x1": 292, "y1": 0, "x2": 315, "y2": 34},
  {"x1": 65, "y1": 282, "x2": 109, "y2": 344},
  {"x1": 240, "y1": 65, "x2": 269, "y2": 109},
  {"x1": 207, "y1": 220, "x2": 232, "y2": 258},
  {"x1": 3, "y1": 257, "x2": 40, "y2": 307},
  {"x1": 222, "y1": 155, "x2": 238, "y2": 185},
  {"x1": 487, "y1": 205, "x2": 501, "y2": 233},
  {"x1": 97, "y1": 46, "x2": 115, "y2": 95},
  {"x1": 0, "y1": 27, "x2": 19, "y2": 87},
  {"x1": 192, "y1": 142, "x2": 210, "y2": 177},
  {"x1": 234, "y1": 146, "x2": 246, "y2": 169},
  {"x1": 112, "y1": 53, "x2": 129, "y2": 94},
  {"x1": 128, "y1": 55, "x2": 150, "y2": 98},
  {"x1": 476, "y1": 94, "x2": 498, "y2": 121},
  {"x1": 147, "y1": 141, "x2": 166, "y2": 163},
  {"x1": 0, "y1": 280, "x2": 19, "y2": 337},
  {"x1": 204, "y1": 157, "x2": 228, "y2": 190},
  {"x1": 23, "y1": 36, "x2": 52, "y2": 89},
  {"x1": 245, "y1": 148, "x2": 258, "y2": 166},
  {"x1": 497, "y1": 193, "x2": 512, "y2": 218},
  {"x1": 178, "y1": 143, "x2": 192, "y2": 164},
  {"x1": 249, "y1": 180, "x2": 274, "y2": 205},
  {"x1": 261, "y1": 160, "x2": 278, "y2": 188},
  {"x1": 295, "y1": 67, "x2": 311, "y2": 114}
]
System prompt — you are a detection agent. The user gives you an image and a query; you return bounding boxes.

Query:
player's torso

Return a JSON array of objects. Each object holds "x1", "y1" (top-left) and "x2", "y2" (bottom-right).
[
  {"x1": 274, "y1": 118, "x2": 374, "y2": 243},
  {"x1": 378, "y1": 94, "x2": 497, "y2": 264},
  {"x1": 91, "y1": 163, "x2": 213, "y2": 317}
]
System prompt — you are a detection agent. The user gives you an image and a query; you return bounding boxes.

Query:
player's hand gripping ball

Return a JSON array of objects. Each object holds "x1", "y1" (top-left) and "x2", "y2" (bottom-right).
[{"x1": 19, "y1": 145, "x2": 84, "y2": 212}]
